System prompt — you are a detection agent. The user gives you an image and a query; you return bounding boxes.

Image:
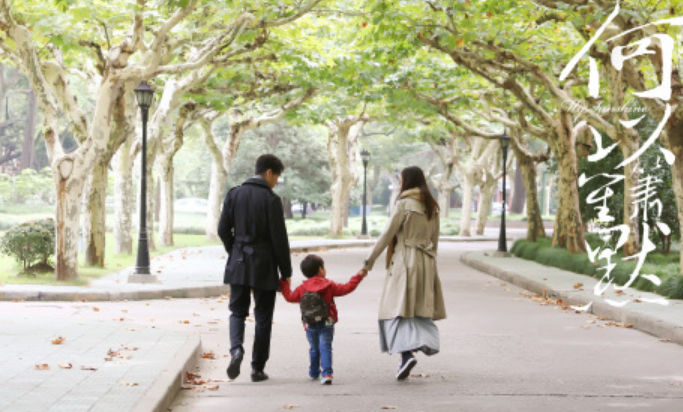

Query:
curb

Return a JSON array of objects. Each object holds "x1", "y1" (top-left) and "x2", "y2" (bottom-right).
[
  {"x1": 0, "y1": 285, "x2": 232, "y2": 302},
  {"x1": 131, "y1": 334, "x2": 202, "y2": 412},
  {"x1": 460, "y1": 251, "x2": 683, "y2": 348},
  {"x1": 440, "y1": 236, "x2": 511, "y2": 243}
]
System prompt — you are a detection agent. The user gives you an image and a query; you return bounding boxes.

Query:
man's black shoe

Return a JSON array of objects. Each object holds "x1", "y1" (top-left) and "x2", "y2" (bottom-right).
[
  {"x1": 227, "y1": 349, "x2": 244, "y2": 379},
  {"x1": 251, "y1": 369, "x2": 269, "y2": 382}
]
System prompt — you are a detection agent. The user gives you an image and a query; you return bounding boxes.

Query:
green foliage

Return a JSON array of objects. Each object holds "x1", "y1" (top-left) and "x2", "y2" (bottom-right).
[
  {"x1": 0, "y1": 168, "x2": 53, "y2": 205},
  {"x1": 578, "y1": 106, "x2": 679, "y2": 253},
  {"x1": 511, "y1": 238, "x2": 683, "y2": 300},
  {"x1": 0, "y1": 218, "x2": 55, "y2": 272}
]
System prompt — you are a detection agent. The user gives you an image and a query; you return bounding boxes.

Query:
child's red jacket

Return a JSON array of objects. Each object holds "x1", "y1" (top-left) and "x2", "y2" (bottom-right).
[{"x1": 279, "y1": 274, "x2": 364, "y2": 323}]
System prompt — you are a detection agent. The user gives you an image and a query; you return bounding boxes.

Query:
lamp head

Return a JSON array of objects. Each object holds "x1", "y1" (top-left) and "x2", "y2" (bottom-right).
[
  {"x1": 361, "y1": 149, "x2": 370, "y2": 165},
  {"x1": 499, "y1": 129, "x2": 511, "y2": 150},
  {"x1": 134, "y1": 81, "x2": 155, "y2": 110}
]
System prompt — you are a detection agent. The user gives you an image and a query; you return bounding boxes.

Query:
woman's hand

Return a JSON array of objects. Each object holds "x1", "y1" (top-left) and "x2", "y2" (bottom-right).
[{"x1": 358, "y1": 269, "x2": 369, "y2": 278}]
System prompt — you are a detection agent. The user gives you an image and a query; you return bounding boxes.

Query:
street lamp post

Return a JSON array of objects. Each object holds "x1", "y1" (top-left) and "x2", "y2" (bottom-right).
[
  {"x1": 129, "y1": 81, "x2": 158, "y2": 283},
  {"x1": 360, "y1": 149, "x2": 370, "y2": 238},
  {"x1": 496, "y1": 130, "x2": 511, "y2": 257}
]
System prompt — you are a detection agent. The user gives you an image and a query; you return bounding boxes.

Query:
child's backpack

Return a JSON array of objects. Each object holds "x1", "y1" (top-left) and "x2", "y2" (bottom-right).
[{"x1": 300, "y1": 291, "x2": 330, "y2": 325}]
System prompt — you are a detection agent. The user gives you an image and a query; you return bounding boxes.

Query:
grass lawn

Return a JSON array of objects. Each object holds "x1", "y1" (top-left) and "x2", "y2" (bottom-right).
[{"x1": 0, "y1": 232, "x2": 223, "y2": 286}]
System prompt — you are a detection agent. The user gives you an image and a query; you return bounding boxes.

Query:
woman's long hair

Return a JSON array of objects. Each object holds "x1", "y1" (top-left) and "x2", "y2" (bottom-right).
[{"x1": 397, "y1": 166, "x2": 440, "y2": 220}]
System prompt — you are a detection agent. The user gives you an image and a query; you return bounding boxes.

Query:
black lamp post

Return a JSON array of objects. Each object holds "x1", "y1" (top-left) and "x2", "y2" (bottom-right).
[
  {"x1": 361, "y1": 149, "x2": 370, "y2": 237},
  {"x1": 133, "y1": 81, "x2": 154, "y2": 277},
  {"x1": 497, "y1": 130, "x2": 511, "y2": 254}
]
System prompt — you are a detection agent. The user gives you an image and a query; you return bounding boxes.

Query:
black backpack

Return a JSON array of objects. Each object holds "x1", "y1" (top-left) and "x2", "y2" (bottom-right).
[{"x1": 300, "y1": 291, "x2": 330, "y2": 325}]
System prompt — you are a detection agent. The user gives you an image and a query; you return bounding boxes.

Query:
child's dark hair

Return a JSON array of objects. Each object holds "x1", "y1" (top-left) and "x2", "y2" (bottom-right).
[
  {"x1": 255, "y1": 154, "x2": 285, "y2": 176},
  {"x1": 300, "y1": 254, "x2": 324, "y2": 278}
]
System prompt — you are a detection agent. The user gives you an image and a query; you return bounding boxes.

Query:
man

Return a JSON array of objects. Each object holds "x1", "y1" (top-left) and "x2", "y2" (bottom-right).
[{"x1": 218, "y1": 154, "x2": 292, "y2": 382}]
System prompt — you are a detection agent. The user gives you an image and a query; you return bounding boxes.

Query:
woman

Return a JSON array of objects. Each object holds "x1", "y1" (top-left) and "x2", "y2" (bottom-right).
[{"x1": 359, "y1": 166, "x2": 446, "y2": 380}]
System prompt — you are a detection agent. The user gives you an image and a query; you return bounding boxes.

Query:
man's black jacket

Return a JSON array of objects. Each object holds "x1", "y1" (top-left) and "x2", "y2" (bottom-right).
[{"x1": 218, "y1": 176, "x2": 292, "y2": 291}]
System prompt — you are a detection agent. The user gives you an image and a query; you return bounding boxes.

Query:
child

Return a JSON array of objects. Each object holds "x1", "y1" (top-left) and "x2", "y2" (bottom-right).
[{"x1": 279, "y1": 254, "x2": 366, "y2": 385}]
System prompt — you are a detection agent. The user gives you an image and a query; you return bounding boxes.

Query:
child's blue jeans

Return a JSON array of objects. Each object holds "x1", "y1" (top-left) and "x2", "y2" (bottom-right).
[{"x1": 306, "y1": 322, "x2": 334, "y2": 378}]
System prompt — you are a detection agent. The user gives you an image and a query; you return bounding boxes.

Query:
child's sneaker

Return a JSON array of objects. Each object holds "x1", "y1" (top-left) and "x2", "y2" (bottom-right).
[
  {"x1": 321, "y1": 375, "x2": 333, "y2": 385},
  {"x1": 309, "y1": 373, "x2": 320, "y2": 380}
]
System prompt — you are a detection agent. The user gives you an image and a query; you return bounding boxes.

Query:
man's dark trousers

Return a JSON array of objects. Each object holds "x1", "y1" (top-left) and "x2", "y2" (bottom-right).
[{"x1": 229, "y1": 284, "x2": 277, "y2": 371}]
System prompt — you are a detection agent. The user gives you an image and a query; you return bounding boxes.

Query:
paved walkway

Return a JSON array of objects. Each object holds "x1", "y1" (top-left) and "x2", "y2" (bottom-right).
[
  {"x1": 461, "y1": 250, "x2": 683, "y2": 346},
  {"x1": 169, "y1": 242, "x2": 683, "y2": 412},
  {"x1": 4, "y1": 236, "x2": 682, "y2": 412},
  {"x1": 0, "y1": 303, "x2": 199, "y2": 412}
]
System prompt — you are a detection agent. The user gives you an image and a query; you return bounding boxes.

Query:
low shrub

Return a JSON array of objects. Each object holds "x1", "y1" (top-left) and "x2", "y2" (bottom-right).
[
  {"x1": 511, "y1": 238, "x2": 683, "y2": 301},
  {"x1": 0, "y1": 218, "x2": 55, "y2": 273}
]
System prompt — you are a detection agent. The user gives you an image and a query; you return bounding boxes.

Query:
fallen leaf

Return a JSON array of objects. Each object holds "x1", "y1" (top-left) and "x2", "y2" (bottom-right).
[
  {"x1": 119, "y1": 382, "x2": 138, "y2": 386},
  {"x1": 615, "y1": 290, "x2": 625, "y2": 295},
  {"x1": 93, "y1": 307, "x2": 100, "y2": 312},
  {"x1": 120, "y1": 346, "x2": 139, "y2": 351},
  {"x1": 573, "y1": 283, "x2": 583, "y2": 289},
  {"x1": 58, "y1": 363, "x2": 72, "y2": 369},
  {"x1": 634, "y1": 299, "x2": 642, "y2": 303},
  {"x1": 204, "y1": 384, "x2": 219, "y2": 390},
  {"x1": 186, "y1": 371, "x2": 202, "y2": 382},
  {"x1": 180, "y1": 320, "x2": 190, "y2": 324},
  {"x1": 35, "y1": 364, "x2": 49, "y2": 370},
  {"x1": 202, "y1": 351, "x2": 218, "y2": 359},
  {"x1": 283, "y1": 405, "x2": 299, "y2": 410},
  {"x1": 208, "y1": 378, "x2": 231, "y2": 382},
  {"x1": 410, "y1": 373, "x2": 429, "y2": 378},
  {"x1": 80, "y1": 366, "x2": 97, "y2": 371},
  {"x1": 380, "y1": 407, "x2": 397, "y2": 410},
  {"x1": 660, "y1": 338, "x2": 672, "y2": 342},
  {"x1": 51, "y1": 337, "x2": 66, "y2": 345}
]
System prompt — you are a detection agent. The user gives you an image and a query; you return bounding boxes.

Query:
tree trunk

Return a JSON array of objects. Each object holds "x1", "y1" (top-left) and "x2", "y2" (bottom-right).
[
  {"x1": 670, "y1": 139, "x2": 683, "y2": 274},
  {"x1": 83, "y1": 159, "x2": 109, "y2": 266},
  {"x1": 206, "y1": 161, "x2": 227, "y2": 239},
  {"x1": 20, "y1": 91, "x2": 37, "y2": 170},
  {"x1": 84, "y1": 86, "x2": 132, "y2": 264},
  {"x1": 514, "y1": 149, "x2": 546, "y2": 242},
  {"x1": 54, "y1": 158, "x2": 86, "y2": 281},
  {"x1": 438, "y1": 187, "x2": 451, "y2": 219},
  {"x1": 619, "y1": 139, "x2": 641, "y2": 256},
  {"x1": 343, "y1": 193, "x2": 350, "y2": 228},
  {"x1": 327, "y1": 118, "x2": 364, "y2": 237},
  {"x1": 551, "y1": 135, "x2": 586, "y2": 252},
  {"x1": 475, "y1": 182, "x2": 496, "y2": 235},
  {"x1": 283, "y1": 197, "x2": 293, "y2": 219},
  {"x1": 510, "y1": 162, "x2": 526, "y2": 214},
  {"x1": 113, "y1": 138, "x2": 134, "y2": 255},
  {"x1": 154, "y1": 176, "x2": 161, "y2": 223},
  {"x1": 459, "y1": 176, "x2": 474, "y2": 237},
  {"x1": 158, "y1": 158, "x2": 174, "y2": 246},
  {"x1": 143, "y1": 155, "x2": 157, "y2": 251}
]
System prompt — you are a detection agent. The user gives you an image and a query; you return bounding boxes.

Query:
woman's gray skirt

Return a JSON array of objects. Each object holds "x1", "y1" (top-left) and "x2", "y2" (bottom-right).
[{"x1": 379, "y1": 317, "x2": 440, "y2": 355}]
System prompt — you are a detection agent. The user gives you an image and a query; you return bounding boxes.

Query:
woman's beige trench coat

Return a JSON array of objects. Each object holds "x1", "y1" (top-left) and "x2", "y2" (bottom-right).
[{"x1": 362, "y1": 188, "x2": 447, "y2": 321}]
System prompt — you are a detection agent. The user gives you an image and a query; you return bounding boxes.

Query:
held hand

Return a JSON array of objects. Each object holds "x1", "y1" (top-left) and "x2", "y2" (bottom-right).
[
  {"x1": 286, "y1": 277, "x2": 292, "y2": 285},
  {"x1": 358, "y1": 269, "x2": 368, "y2": 278}
]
